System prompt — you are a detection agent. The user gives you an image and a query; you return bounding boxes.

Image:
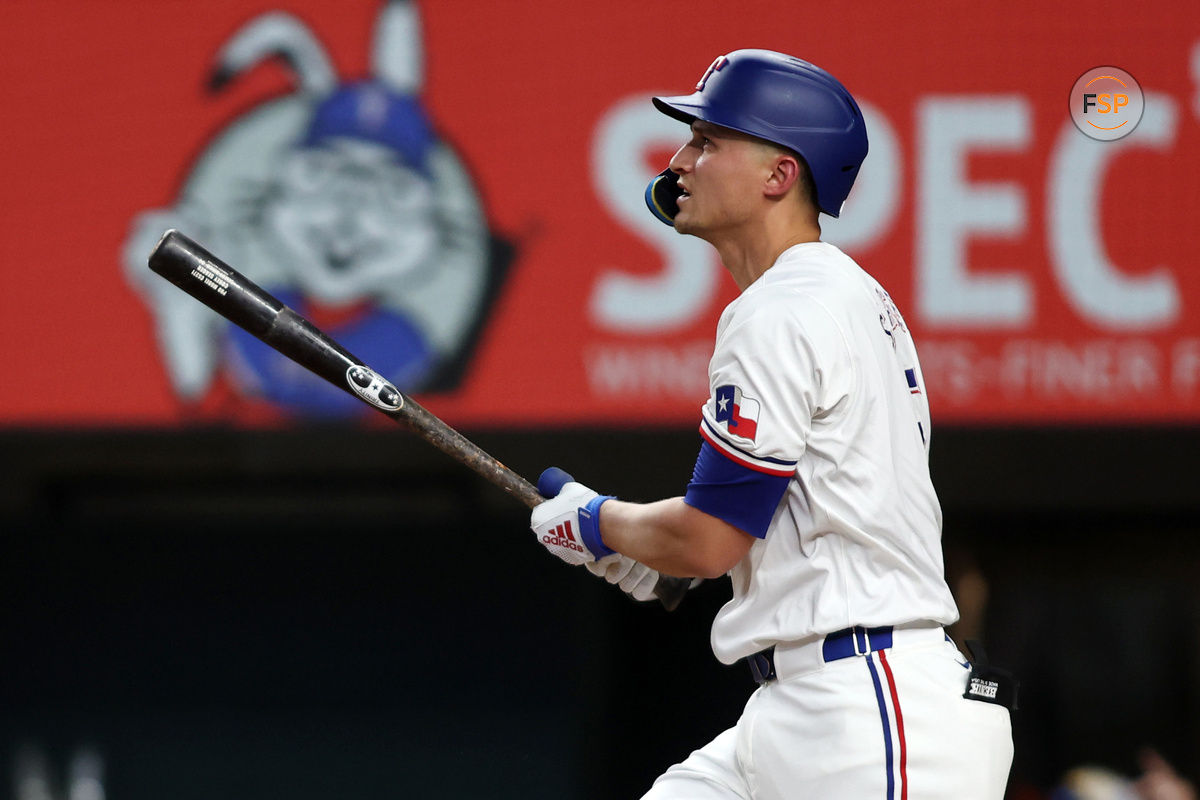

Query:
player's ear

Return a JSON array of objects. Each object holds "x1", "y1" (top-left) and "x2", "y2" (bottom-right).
[{"x1": 763, "y1": 152, "x2": 801, "y2": 199}]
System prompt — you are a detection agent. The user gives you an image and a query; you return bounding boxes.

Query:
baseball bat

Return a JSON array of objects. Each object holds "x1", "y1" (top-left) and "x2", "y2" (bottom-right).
[{"x1": 147, "y1": 229, "x2": 690, "y2": 611}]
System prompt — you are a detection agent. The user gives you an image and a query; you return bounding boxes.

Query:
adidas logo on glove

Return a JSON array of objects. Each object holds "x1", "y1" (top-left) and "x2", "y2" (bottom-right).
[{"x1": 541, "y1": 520, "x2": 585, "y2": 553}]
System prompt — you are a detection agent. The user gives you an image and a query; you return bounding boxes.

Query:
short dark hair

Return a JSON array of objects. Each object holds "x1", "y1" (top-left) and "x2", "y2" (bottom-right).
[{"x1": 794, "y1": 154, "x2": 820, "y2": 212}]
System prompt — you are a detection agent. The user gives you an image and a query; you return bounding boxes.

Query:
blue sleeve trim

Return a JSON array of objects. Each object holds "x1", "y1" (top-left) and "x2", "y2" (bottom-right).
[{"x1": 683, "y1": 441, "x2": 791, "y2": 539}]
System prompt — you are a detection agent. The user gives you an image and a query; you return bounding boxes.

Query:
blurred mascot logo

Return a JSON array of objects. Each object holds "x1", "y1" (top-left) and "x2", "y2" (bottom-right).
[{"x1": 123, "y1": 1, "x2": 511, "y2": 416}]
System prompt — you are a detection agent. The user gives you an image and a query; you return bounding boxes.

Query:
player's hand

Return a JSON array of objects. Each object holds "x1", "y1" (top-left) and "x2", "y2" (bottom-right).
[
  {"x1": 531, "y1": 469, "x2": 615, "y2": 566},
  {"x1": 586, "y1": 554, "x2": 660, "y2": 601}
]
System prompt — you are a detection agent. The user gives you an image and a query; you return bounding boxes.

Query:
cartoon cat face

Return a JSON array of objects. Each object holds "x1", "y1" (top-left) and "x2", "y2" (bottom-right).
[{"x1": 263, "y1": 137, "x2": 439, "y2": 304}]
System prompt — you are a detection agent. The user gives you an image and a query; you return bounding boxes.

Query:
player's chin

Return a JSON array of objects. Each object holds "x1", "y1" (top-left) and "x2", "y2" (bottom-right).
[{"x1": 672, "y1": 209, "x2": 698, "y2": 235}]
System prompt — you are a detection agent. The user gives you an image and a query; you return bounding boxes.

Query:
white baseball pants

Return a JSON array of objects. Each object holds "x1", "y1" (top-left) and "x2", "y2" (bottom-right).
[{"x1": 641, "y1": 629, "x2": 1013, "y2": 799}]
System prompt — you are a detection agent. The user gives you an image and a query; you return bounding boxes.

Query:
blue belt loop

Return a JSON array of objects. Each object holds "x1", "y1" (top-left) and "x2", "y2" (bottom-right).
[{"x1": 823, "y1": 626, "x2": 894, "y2": 663}]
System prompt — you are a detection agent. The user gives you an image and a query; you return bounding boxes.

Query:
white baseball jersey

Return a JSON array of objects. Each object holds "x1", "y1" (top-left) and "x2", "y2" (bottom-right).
[{"x1": 683, "y1": 241, "x2": 959, "y2": 665}]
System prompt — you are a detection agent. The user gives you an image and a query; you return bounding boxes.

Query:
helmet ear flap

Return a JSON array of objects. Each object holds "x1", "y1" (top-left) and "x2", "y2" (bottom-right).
[{"x1": 644, "y1": 169, "x2": 682, "y2": 226}]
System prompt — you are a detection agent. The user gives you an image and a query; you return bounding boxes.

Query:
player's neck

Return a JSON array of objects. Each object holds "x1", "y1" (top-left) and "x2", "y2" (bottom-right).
[{"x1": 712, "y1": 218, "x2": 822, "y2": 291}]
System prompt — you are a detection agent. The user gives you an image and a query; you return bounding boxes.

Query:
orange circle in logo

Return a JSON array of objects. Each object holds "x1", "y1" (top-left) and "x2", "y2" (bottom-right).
[{"x1": 1069, "y1": 66, "x2": 1144, "y2": 141}]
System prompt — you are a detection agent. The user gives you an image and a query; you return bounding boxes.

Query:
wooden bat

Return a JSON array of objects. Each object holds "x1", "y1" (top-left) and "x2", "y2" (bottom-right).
[{"x1": 147, "y1": 229, "x2": 690, "y2": 611}]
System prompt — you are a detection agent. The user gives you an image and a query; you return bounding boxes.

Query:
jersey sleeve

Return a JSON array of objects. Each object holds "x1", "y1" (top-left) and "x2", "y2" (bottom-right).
[{"x1": 684, "y1": 293, "x2": 852, "y2": 537}]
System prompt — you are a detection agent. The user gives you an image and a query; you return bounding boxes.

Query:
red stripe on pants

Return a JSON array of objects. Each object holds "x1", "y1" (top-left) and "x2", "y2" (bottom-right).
[{"x1": 878, "y1": 649, "x2": 908, "y2": 800}]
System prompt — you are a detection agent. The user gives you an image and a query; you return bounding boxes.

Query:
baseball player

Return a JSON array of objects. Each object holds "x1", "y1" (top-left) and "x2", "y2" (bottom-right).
[{"x1": 531, "y1": 49, "x2": 1014, "y2": 798}]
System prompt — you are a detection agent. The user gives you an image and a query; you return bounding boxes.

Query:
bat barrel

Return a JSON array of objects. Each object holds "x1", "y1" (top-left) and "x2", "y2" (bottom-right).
[
  {"x1": 147, "y1": 229, "x2": 543, "y2": 504},
  {"x1": 148, "y1": 230, "x2": 374, "y2": 397},
  {"x1": 148, "y1": 230, "x2": 283, "y2": 338}
]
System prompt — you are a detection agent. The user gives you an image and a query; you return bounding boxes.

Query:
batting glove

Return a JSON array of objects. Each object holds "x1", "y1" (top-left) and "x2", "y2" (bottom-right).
[
  {"x1": 531, "y1": 468, "x2": 615, "y2": 566},
  {"x1": 586, "y1": 554, "x2": 660, "y2": 602}
]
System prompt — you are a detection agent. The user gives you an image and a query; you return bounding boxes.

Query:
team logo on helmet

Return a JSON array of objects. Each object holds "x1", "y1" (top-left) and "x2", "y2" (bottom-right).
[{"x1": 695, "y1": 55, "x2": 728, "y2": 92}]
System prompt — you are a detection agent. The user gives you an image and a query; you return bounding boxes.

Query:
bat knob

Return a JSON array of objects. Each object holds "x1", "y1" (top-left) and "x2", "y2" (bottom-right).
[{"x1": 537, "y1": 467, "x2": 575, "y2": 498}]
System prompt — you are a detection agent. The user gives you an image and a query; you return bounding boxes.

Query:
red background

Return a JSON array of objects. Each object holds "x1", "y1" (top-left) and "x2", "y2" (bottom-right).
[{"x1": 1, "y1": 0, "x2": 1195, "y2": 427}]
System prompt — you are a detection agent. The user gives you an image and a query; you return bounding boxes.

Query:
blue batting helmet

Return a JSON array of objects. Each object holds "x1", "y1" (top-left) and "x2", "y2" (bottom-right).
[{"x1": 652, "y1": 49, "x2": 868, "y2": 217}]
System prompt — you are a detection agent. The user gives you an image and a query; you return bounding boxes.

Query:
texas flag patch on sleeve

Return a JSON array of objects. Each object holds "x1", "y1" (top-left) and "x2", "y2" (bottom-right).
[{"x1": 714, "y1": 384, "x2": 760, "y2": 441}]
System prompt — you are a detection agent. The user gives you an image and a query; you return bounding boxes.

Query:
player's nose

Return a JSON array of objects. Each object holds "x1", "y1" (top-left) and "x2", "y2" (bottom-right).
[{"x1": 668, "y1": 141, "x2": 693, "y2": 174}]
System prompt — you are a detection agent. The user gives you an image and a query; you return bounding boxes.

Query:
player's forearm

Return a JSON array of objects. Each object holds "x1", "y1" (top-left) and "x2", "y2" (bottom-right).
[{"x1": 598, "y1": 496, "x2": 753, "y2": 579}]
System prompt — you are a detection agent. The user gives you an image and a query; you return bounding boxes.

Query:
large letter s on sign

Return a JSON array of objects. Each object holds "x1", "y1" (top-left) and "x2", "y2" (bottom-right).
[{"x1": 590, "y1": 94, "x2": 715, "y2": 333}]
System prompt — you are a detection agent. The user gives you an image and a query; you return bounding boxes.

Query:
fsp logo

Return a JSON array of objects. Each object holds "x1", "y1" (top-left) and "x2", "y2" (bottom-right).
[{"x1": 1069, "y1": 66, "x2": 1145, "y2": 141}]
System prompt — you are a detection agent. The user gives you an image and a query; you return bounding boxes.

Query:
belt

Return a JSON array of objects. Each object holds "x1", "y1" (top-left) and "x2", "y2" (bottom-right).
[{"x1": 749, "y1": 624, "x2": 945, "y2": 684}]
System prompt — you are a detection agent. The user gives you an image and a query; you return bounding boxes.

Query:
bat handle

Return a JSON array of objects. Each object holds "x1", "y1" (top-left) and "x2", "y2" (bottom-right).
[
  {"x1": 651, "y1": 575, "x2": 692, "y2": 612},
  {"x1": 537, "y1": 468, "x2": 691, "y2": 612}
]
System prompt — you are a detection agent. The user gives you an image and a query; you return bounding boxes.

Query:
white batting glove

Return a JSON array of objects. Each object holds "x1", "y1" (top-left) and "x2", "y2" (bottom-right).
[
  {"x1": 531, "y1": 469, "x2": 616, "y2": 566},
  {"x1": 586, "y1": 554, "x2": 660, "y2": 602}
]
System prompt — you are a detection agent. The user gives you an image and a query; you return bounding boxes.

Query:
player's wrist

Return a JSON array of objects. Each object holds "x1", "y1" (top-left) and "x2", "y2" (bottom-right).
[{"x1": 577, "y1": 494, "x2": 615, "y2": 558}]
